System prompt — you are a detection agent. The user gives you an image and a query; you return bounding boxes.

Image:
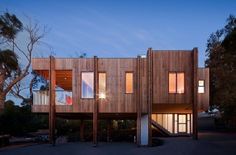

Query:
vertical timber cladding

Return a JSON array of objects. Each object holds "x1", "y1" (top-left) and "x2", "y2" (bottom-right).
[
  {"x1": 140, "y1": 58, "x2": 148, "y2": 113},
  {"x1": 72, "y1": 58, "x2": 94, "y2": 113},
  {"x1": 152, "y1": 50, "x2": 193, "y2": 104},
  {"x1": 97, "y1": 58, "x2": 137, "y2": 113},
  {"x1": 198, "y1": 68, "x2": 210, "y2": 111}
]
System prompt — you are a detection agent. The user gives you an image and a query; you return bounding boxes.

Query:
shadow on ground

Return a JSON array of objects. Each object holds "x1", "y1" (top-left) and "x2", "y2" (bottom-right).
[{"x1": 0, "y1": 131, "x2": 236, "y2": 155}]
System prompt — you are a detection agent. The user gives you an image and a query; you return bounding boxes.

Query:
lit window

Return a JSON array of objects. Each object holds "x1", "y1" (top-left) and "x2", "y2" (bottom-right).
[
  {"x1": 169, "y1": 72, "x2": 185, "y2": 94},
  {"x1": 177, "y1": 73, "x2": 184, "y2": 93},
  {"x1": 81, "y1": 72, "x2": 94, "y2": 98},
  {"x1": 99, "y1": 73, "x2": 106, "y2": 99},
  {"x1": 125, "y1": 72, "x2": 133, "y2": 93},
  {"x1": 198, "y1": 80, "x2": 205, "y2": 93},
  {"x1": 169, "y1": 73, "x2": 176, "y2": 93}
]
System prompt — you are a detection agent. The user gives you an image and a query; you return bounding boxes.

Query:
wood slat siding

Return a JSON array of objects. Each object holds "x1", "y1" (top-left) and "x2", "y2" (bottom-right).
[
  {"x1": 55, "y1": 59, "x2": 73, "y2": 69},
  {"x1": 98, "y1": 58, "x2": 137, "y2": 113},
  {"x1": 140, "y1": 58, "x2": 148, "y2": 113},
  {"x1": 32, "y1": 58, "x2": 49, "y2": 70},
  {"x1": 32, "y1": 58, "x2": 74, "y2": 70},
  {"x1": 32, "y1": 57, "x2": 145, "y2": 113},
  {"x1": 198, "y1": 68, "x2": 209, "y2": 111},
  {"x1": 73, "y1": 58, "x2": 94, "y2": 113},
  {"x1": 152, "y1": 51, "x2": 193, "y2": 104},
  {"x1": 32, "y1": 105, "x2": 73, "y2": 113},
  {"x1": 32, "y1": 50, "x2": 204, "y2": 115}
]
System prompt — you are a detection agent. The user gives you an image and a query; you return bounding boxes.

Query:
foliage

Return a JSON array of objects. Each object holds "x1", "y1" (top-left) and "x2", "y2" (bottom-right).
[
  {"x1": 205, "y1": 15, "x2": 236, "y2": 127},
  {"x1": 0, "y1": 12, "x2": 22, "y2": 40},
  {"x1": 0, "y1": 11, "x2": 45, "y2": 108},
  {"x1": 0, "y1": 100, "x2": 48, "y2": 136},
  {"x1": 0, "y1": 49, "x2": 18, "y2": 76}
]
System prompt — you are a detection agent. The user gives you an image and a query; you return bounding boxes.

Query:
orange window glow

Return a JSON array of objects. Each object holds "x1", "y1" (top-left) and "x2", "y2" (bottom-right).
[
  {"x1": 169, "y1": 73, "x2": 176, "y2": 93},
  {"x1": 125, "y1": 72, "x2": 133, "y2": 93},
  {"x1": 169, "y1": 72, "x2": 184, "y2": 94},
  {"x1": 177, "y1": 73, "x2": 184, "y2": 94},
  {"x1": 99, "y1": 73, "x2": 106, "y2": 98}
]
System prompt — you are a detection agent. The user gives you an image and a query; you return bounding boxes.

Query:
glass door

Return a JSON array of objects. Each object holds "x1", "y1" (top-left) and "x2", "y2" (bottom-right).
[{"x1": 178, "y1": 114, "x2": 187, "y2": 134}]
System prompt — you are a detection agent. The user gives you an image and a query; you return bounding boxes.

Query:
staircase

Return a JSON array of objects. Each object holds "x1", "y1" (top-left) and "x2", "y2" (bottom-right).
[{"x1": 151, "y1": 119, "x2": 172, "y2": 137}]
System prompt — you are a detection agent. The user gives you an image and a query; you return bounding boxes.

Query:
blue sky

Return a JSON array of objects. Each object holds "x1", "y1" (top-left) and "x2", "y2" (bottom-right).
[{"x1": 1, "y1": 0, "x2": 236, "y2": 67}]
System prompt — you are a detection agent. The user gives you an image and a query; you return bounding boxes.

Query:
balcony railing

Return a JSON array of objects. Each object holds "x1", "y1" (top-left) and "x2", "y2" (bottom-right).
[{"x1": 33, "y1": 90, "x2": 72, "y2": 105}]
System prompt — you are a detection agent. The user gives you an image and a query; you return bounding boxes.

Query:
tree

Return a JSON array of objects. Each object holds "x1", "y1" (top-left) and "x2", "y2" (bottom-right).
[
  {"x1": 0, "y1": 12, "x2": 45, "y2": 109},
  {"x1": 205, "y1": 15, "x2": 236, "y2": 127},
  {"x1": 0, "y1": 100, "x2": 48, "y2": 135}
]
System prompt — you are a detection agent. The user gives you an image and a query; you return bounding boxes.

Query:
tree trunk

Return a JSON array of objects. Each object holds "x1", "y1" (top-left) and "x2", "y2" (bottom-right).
[
  {"x1": 0, "y1": 66, "x2": 6, "y2": 110},
  {"x1": 0, "y1": 93, "x2": 5, "y2": 110}
]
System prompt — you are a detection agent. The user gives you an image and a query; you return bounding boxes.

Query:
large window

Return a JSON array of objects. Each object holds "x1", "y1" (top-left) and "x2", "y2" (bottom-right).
[
  {"x1": 169, "y1": 72, "x2": 185, "y2": 94},
  {"x1": 152, "y1": 113, "x2": 192, "y2": 134},
  {"x1": 99, "y1": 73, "x2": 106, "y2": 99},
  {"x1": 125, "y1": 72, "x2": 133, "y2": 93},
  {"x1": 198, "y1": 80, "x2": 205, "y2": 93},
  {"x1": 81, "y1": 72, "x2": 94, "y2": 98}
]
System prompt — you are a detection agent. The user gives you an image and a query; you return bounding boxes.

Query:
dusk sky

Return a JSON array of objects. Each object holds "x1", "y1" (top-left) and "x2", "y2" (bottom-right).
[{"x1": 1, "y1": 0, "x2": 236, "y2": 67}]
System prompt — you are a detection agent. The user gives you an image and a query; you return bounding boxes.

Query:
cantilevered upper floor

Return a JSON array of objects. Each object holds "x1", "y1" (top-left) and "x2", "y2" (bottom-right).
[{"x1": 31, "y1": 48, "x2": 209, "y2": 114}]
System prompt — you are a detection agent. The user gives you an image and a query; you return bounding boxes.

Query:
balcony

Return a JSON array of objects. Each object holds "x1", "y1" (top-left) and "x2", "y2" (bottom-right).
[{"x1": 33, "y1": 90, "x2": 72, "y2": 105}]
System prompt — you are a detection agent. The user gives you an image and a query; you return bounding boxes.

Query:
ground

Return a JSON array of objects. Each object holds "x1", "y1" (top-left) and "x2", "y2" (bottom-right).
[{"x1": 1, "y1": 132, "x2": 236, "y2": 155}]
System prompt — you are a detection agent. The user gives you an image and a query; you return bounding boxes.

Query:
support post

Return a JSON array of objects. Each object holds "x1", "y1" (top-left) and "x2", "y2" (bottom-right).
[
  {"x1": 136, "y1": 56, "x2": 141, "y2": 146},
  {"x1": 49, "y1": 56, "x2": 56, "y2": 145},
  {"x1": 107, "y1": 120, "x2": 112, "y2": 142},
  {"x1": 80, "y1": 120, "x2": 84, "y2": 141},
  {"x1": 192, "y1": 48, "x2": 198, "y2": 140},
  {"x1": 93, "y1": 56, "x2": 98, "y2": 146},
  {"x1": 147, "y1": 48, "x2": 153, "y2": 146}
]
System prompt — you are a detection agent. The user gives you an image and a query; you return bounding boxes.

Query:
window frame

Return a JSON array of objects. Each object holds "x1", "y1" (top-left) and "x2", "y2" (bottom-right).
[
  {"x1": 81, "y1": 71, "x2": 94, "y2": 99},
  {"x1": 198, "y1": 79, "x2": 205, "y2": 94},
  {"x1": 168, "y1": 72, "x2": 185, "y2": 94},
  {"x1": 98, "y1": 72, "x2": 107, "y2": 99},
  {"x1": 125, "y1": 71, "x2": 134, "y2": 94}
]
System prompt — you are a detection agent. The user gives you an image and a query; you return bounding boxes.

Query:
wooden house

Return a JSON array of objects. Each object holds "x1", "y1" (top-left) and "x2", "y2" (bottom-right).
[{"x1": 31, "y1": 48, "x2": 209, "y2": 146}]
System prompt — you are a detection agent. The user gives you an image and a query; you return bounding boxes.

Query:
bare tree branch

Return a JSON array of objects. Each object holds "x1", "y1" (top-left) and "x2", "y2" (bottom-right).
[{"x1": 3, "y1": 20, "x2": 46, "y2": 97}]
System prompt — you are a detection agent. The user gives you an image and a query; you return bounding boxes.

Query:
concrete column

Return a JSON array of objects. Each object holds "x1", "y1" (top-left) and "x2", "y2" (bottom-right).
[{"x1": 141, "y1": 114, "x2": 149, "y2": 146}]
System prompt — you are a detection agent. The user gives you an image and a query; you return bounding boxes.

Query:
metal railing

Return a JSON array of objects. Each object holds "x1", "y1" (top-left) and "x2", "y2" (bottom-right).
[{"x1": 33, "y1": 90, "x2": 72, "y2": 105}]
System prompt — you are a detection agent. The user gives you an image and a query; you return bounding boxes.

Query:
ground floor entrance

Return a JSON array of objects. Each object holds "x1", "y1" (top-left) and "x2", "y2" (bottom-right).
[{"x1": 151, "y1": 113, "x2": 192, "y2": 135}]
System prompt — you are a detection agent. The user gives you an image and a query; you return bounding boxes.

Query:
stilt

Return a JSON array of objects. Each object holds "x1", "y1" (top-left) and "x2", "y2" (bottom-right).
[
  {"x1": 192, "y1": 48, "x2": 198, "y2": 140},
  {"x1": 136, "y1": 56, "x2": 141, "y2": 146},
  {"x1": 107, "y1": 120, "x2": 112, "y2": 142},
  {"x1": 49, "y1": 56, "x2": 56, "y2": 145},
  {"x1": 80, "y1": 120, "x2": 84, "y2": 141},
  {"x1": 93, "y1": 56, "x2": 98, "y2": 146},
  {"x1": 147, "y1": 48, "x2": 153, "y2": 146}
]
